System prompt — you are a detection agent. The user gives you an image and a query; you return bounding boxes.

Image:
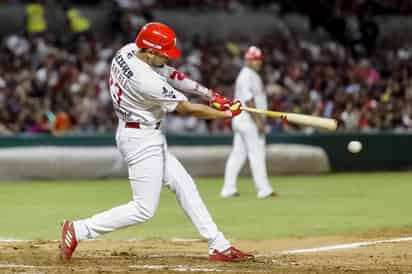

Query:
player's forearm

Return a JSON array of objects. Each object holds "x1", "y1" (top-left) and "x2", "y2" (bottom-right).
[
  {"x1": 187, "y1": 104, "x2": 231, "y2": 119},
  {"x1": 176, "y1": 101, "x2": 231, "y2": 119}
]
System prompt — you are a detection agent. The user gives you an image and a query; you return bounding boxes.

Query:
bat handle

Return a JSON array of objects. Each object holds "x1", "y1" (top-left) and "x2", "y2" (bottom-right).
[{"x1": 240, "y1": 106, "x2": 260, "y2": 113}]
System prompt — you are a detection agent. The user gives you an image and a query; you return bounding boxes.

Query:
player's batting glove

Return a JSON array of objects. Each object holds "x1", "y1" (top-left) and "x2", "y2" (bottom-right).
[
  {"x1": 210, "y1": 92, "x2": 231, "y2": 111},
  {"x1": 228, "y1": 101, "x2": 242, "y2": 117}
]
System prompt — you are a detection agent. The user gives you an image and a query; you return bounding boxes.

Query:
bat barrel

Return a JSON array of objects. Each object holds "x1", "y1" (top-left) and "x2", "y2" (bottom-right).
[{"x1": 241, "y1": 107, "x2": 338, "y2": 131}]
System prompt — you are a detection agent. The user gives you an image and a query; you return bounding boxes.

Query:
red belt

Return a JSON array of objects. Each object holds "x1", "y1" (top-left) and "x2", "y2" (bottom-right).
[{"x1": 125, "y1": 122, "x2": 161, "y2": 129}]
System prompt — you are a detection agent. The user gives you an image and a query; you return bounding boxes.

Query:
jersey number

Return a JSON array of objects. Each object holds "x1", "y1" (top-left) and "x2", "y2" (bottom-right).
[
  {"x1": 109, "y1": 76, "x2": 123, "y2": 106},
  {"x1": 169, "y1": 70, "x2": 185, "y2": 81}
]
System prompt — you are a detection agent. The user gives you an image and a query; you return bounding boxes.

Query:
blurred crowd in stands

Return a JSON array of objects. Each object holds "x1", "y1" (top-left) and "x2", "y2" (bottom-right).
[{"x1": 0, "y1": 0, "x2": 412, "y2": 135}]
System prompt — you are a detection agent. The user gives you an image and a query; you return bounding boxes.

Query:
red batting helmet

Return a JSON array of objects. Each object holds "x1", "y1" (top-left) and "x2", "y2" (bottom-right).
[
  {"x1": 244, "y1": 46, "x2": 263, "y2": 60},
  {"x1": 136, "y1": 22, "x2": 181, "y2": 59}
]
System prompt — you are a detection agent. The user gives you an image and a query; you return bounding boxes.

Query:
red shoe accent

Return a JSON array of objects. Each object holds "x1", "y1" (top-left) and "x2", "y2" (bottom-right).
[
  {"x1": 209, "y1": 246, "x2": 254, "y2": 262},
  {"x1": 60, "y1": 220, "x2": 78, "y2": 261}
]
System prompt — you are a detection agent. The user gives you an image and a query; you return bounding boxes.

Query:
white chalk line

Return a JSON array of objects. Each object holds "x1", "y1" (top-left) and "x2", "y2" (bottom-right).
[
  {"x1": 170, "y1": 238, "x2": 204, "y2": 243},
  {"x1": 0, "y1": 238, "x2": 60, "y2": 243},
  {"x1": 279, "y1": 236, "x2": 412, "y2": 254},
  {"x1": 0, "y1": 264, "x2": 53, "y2": 269},
  {"x1": 0, "y1": 238, "x2": 29, "y2": 243}
]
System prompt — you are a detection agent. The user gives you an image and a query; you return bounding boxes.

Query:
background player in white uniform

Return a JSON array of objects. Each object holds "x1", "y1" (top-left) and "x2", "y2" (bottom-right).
[
  {"x1": 221, "y1": 46, "x2": 277, "y2": 199},
  {"x1": 60, "y1": 22, "x2": 253, "y2": 262}
]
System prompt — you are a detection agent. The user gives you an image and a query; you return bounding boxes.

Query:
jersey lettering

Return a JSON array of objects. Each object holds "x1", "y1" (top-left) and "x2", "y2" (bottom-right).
[
  {"x1": 162, "y1": 86, "x2": 176, "y2": 99},
  {"x1": 114, "y1": 54, "x2": 134, "y2": 79},
  {"x1": 126, "y1": 50, "x2": 136, "y2": 59}
]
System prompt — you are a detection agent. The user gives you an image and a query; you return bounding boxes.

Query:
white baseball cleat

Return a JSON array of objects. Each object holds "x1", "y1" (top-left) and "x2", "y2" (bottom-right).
[
  {"x1": 220, "y1": 191, "x2": 240, "y2": 198},
  {"x1": 257, "y1": 191, "x2": 278, "y2": 199}
]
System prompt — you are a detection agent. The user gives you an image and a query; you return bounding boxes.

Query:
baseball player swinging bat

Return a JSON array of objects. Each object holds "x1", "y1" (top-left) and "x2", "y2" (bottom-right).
[{"x1": 241, "y1": 107, "x2": 338, "y2": 131}]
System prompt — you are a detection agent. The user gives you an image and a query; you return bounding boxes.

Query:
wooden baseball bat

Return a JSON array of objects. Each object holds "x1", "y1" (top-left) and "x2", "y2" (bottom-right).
[{"x1": 240, "y1": 107, "x2": 338, "y2": 131}]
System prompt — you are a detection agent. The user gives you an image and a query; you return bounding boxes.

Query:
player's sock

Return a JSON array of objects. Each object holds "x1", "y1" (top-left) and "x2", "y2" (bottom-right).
[{"x1": 208, "y1": 231, "x2": 230, "y2": 253}]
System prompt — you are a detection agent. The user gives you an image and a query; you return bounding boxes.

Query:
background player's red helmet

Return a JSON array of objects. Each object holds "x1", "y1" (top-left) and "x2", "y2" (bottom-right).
[
  {"x1": 136, "y1": 22, "x2": 181, "y2": 59},
  {"x1": 244, "y1": 46, "x2": 264, "y2": 60}
]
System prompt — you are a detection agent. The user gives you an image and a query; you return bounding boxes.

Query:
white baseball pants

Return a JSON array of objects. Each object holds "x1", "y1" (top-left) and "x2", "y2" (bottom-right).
[
  {"x1": 222, "y1": 120, "x2": 273, "y2": 198},
  {"x1": 73, "y1": 121, "x2": 230, "y2": 252}
]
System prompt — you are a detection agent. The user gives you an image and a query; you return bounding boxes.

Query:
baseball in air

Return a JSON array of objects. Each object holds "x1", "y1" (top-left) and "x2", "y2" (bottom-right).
[{"x1": 347, "y1": 141, "x2": 362, "y2": 154}]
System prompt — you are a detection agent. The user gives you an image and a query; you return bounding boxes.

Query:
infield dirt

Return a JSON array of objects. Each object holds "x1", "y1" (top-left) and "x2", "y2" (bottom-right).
[{"x1": 1, "y1": 231, "x2": 411, "y2": 273}]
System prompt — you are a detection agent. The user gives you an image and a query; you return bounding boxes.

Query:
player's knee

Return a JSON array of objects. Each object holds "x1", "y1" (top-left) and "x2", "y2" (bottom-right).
[
  {"x1": 140, "y1": 205, "x2": 156, "y2": 221},
  {"x1": 129, "y1": 201, "x2": 156, "y2": 222}
]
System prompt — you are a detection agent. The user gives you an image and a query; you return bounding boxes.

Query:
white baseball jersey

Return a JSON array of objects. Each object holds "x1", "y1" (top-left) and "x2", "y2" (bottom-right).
[
  {"x1": 232, "y1": 66, "x2": 267, "y2": 126},
  {"x1": 109, "y1": 43, "x2": 187, "y2": 125},
  {"x1": 109, "y1": 43, "x2": 210, "y2": 126}
]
